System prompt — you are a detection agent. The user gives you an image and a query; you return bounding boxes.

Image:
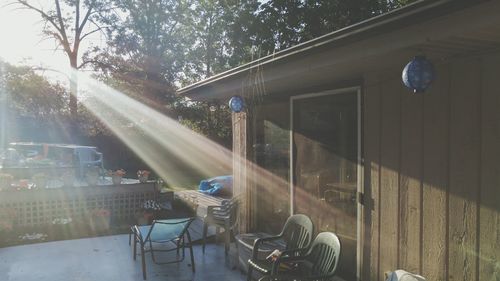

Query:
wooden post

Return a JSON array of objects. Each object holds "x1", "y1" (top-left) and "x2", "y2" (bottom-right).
[{"x1": 232, "y1": 110, "x2": 255, "y2": 233}]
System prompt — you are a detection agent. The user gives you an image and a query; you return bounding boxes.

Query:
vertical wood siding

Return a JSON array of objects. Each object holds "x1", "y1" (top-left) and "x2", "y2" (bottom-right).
[
  {"x1": 378, "y1": 75, "x2": 401, "y2": 279},
  {"x1": 421, "y1": 62, "x2": 450, "y2": 281},
  {"x1": 364, "y1": 55, "x2": 500, "y2": 281},
  {"x1": 479, "y1": 55, "x2": 500, "y2": 281},
  {"x1": 399, "y1": 72, "x2": 423, "y2": 274}
]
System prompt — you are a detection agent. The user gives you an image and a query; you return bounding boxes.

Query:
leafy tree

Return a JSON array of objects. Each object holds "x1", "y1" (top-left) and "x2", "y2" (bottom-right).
[
  {"x1": 0, "y1": 60, "x2": 72, "y2": 146},
  {"x1": 86, "y1": 0, "x2": 190, "y2": 110},
  {"x1": 12, "y1": 0, "x2": 116, "y2": 117},
  {"x1": 300, "y1": 0, "x2": 388, "y2": 41},
  {"x1": 255, "y1": 0, "x2": 418, "y2": 53},
  {"x1": 183, "y1": 0, "x2": 260, "y2": 82},
  {"x1": 176, "y1": 100, "x2": 232, "y2": 146},
  {"x1": 256, "y1": 0, "x2": 304, "y2": 53},
  {"x1": 1, "y1": 61, "x2": 68, "y2": 118}
]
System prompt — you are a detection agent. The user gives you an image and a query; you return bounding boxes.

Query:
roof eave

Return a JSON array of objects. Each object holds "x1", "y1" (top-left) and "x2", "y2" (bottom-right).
[{"x1": 178, "y1": 0, "x2": 490, "y2": 98}]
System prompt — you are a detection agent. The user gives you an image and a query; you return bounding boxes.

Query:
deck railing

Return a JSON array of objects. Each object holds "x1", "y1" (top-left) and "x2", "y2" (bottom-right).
[{"x1": 0, "y1": 183, "x2": 156, "y2": 228}]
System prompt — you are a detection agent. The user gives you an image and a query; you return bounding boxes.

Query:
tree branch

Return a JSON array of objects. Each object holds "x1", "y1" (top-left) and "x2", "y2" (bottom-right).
[
  {"x1": 75, "y1": 0, "x2": 80, "y2": 36},
  {"x1": 78, "y1": 0, "x2": 96, "y2": 34},
  {"x1": 80, "y1": 27, "x2": 102, "y2": 41},
  {"x1": 54, "y1": 0, "x2": 71, "y2": 54},
  {"x1": 15, "y1": 0, "x2": 62, "y2": 34}
]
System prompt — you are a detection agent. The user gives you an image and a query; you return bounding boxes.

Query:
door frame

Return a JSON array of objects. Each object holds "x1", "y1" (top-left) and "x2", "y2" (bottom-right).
[{"x1": 289, "y1": 86, "x2": 363, "y2": 280}]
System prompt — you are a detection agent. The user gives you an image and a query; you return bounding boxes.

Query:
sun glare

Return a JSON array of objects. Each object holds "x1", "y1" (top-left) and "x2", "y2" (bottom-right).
[
  {"x1": 72, "y1": 70, "x2": 350, "y2": 223},
  {"x1": 74, "y1": 70, "x2": 234, "y2": 187}
]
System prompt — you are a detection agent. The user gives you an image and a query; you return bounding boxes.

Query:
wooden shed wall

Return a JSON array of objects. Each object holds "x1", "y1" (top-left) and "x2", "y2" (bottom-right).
[{"x1": 363, "y1": 53, "x2": 500, "y2": 281}]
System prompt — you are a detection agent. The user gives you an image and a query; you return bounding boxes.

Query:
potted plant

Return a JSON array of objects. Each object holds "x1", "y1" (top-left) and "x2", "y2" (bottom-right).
[
  {"x1": 137, "y1": 170, "x2": 151, "y2": 183},
  {"x1": 32, "y1": 173, "x2": 47, "y2": 189},
  {"x1": 108, "y1": 169, "x2": 126, "y2": 185},
  {"x1": 140, "y1": 199, "x2": 161, "y2": 225},
  {"x1": 0, "y1": 174, "x2": 14, "y2": 191},
  {"x1": 18, "y1": 179, "x2": 30, "y2": 190},
  {"x1": 85, "y1": 166, "x2": 100, "y2": 186},
  {"x1": 89, "y1": 208, "x2": 111, "y2": 233}
]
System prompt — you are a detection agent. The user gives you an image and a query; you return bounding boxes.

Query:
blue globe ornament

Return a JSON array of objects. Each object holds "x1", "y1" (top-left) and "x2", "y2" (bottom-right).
[
  {"x1": 229, "y1": 95, "x2": 244, "y2": 113},
  {"x1": 402, "y1": 56, "x2": 435, "y2": 93}
]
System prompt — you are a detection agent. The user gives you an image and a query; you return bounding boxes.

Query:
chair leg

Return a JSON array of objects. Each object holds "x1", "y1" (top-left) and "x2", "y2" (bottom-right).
[
  {"x1": 182, "y1": 236, "x2": 186, "y2": 259},
  {"x1": 224, "y1": 227, "x2": 230, "y2": 255},
  {"x1": 187, "y1": 231, "x2": 195, "y2": 273},
  {"x1": 149, "y1": 239, "x2": 156, "y2": 263},
  {"x1": 176, "y1": 238, "x2": 181, "y2": 256},
  {"x1": 140, "y1": 243, "x2": 147, "y2": 280},
  {"x1": 247, "y1": 266, "x2": 253, "y2": 281},
  {"x1": 202, "y1": 221, "x2": 208, "y2": 254},
  {"x1": 128, "y1": 228, "x2": 132, "y2": 246},
  {"x1": 133, "y1": 236, "x2": 137, "y2": 260}
]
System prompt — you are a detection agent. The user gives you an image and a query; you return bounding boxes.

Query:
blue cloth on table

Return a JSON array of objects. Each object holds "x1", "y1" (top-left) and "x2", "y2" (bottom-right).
[{"x1": 198, "y1": 175, "x2": 233, "y2": 196}]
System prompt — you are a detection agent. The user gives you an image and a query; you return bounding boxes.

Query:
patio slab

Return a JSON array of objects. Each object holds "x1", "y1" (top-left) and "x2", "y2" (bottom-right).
[{"x1": 0, "y1": 234, "x2": 245, "y2": 281}]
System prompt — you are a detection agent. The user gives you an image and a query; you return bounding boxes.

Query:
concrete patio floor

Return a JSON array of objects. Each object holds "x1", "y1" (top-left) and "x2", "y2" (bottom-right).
[{"x1": 0, "y1": 234, "x2": 245, "y2": 281}]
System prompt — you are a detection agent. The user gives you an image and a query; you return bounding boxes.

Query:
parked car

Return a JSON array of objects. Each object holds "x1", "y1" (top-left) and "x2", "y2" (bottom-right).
[{"x1": 2, "y1": 143, "x2": 104, "y2": 178}]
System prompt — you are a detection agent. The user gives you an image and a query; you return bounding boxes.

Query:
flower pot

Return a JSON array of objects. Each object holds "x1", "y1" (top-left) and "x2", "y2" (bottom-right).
[
  {"x1": 143, "y1": 211, "x2": 155, "y2": 224},
  {"x1": 112, "y1": 175, "x2": 122, "y2": 185},
  {"x1": 138, "y1": 175, "x2": 149, "y2": 183}
]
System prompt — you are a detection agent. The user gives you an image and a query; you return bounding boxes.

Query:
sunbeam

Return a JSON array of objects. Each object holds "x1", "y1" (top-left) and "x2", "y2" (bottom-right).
[
  {"x1": 75, "y1": 70, "x2": 233, "y2": 187},
  {"x1": 72, "y1": 68, "x2": 355, "y2": 234}
]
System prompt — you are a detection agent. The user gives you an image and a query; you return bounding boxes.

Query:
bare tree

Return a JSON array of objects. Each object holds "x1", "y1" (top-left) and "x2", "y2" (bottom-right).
[{"x1": 13, "y1": 0, "x2": 114, "y2": 118}]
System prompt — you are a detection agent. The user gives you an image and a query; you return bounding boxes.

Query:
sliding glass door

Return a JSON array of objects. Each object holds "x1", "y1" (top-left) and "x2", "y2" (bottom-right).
[{"x1": 291, "y1": 88, "x2": 360, "y2": 280}]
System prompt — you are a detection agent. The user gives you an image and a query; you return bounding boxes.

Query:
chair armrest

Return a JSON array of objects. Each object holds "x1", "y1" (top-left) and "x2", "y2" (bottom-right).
[
  {"x1": 251, "y1": 234, "x2": 283, "y2": 260},
  {"x1": 206, "y1": 206, "x2": 225, "y2": 220},
  {"x1": 270, "y1": 255, "x2": 307, "y2": 275},
  {"x1": 207, "y1": 205, "x2": 223, "y2": 214},
  {"x1": 132, "y1": 225, "x2": 143, "y2": 241}
]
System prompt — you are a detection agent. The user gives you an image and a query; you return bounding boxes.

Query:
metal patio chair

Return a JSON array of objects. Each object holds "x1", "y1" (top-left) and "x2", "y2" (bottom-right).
[
  {"x1": 131, "y1": 217, "x2": 195, "y2": 280},
  {"x1": 247, "y1": 214, "x2": 314, "y2": 281},
  {"x1": 258, "y1": 232, "x2": 341, "y2": 281},
  {"x1": 202, "y1": 197, "x2": 239, "y2": 255}
]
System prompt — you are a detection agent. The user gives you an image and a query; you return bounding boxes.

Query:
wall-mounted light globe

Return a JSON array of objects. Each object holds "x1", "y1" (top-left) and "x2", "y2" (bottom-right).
[
  {"x1": 402, "y1": 56, "x2": 435, "y2": 93},
  {"x1": 229, "y1": 95, "x2": 244, "y2": 113}
]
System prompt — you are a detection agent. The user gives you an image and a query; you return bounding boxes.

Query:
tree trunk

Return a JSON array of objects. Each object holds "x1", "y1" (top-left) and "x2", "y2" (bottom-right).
[{"x1": 69, "y1": 55, "x2": 78, "y2": 118}]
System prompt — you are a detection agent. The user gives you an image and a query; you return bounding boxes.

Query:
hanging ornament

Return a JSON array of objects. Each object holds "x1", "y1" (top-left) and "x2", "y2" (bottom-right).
[
  {"x1": 228, "y1": 95, "x2": 244, "y2": 113},
  {"x1": 402, "y1": 56, "x2": 435, "y2": 93}
]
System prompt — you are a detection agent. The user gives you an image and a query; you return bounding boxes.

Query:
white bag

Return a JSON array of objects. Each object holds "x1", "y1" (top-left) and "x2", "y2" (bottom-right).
[{"x1": 386, "y1": 269, "x2": 426, "y2": 281}]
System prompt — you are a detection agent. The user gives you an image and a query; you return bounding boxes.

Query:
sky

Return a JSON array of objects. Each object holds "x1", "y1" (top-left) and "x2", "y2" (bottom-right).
[{"x1": 0, "y1": 1, "x2": 105, "y2": 83}]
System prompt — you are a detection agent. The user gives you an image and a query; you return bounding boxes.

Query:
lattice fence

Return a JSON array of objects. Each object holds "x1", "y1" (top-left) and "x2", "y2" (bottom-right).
[{"x1": 0, "y1": 183, "x2": 156, "y2": 227}]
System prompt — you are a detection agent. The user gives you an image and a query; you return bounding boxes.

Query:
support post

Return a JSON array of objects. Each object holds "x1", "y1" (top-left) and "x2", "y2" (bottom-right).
[{"x1": 232, "y1": 110, "x2": 255, "y2": 233}]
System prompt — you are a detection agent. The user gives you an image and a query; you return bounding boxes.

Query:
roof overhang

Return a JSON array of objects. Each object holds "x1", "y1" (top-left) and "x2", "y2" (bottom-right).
[{"x1": 178, "y1": 0, "x2": 498, "y2": 101}]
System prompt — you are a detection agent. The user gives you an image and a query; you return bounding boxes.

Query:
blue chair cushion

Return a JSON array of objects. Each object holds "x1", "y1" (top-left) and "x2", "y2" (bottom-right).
[{"x1": 137, "y1": 218, "x2": 191, "y2": 242}]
